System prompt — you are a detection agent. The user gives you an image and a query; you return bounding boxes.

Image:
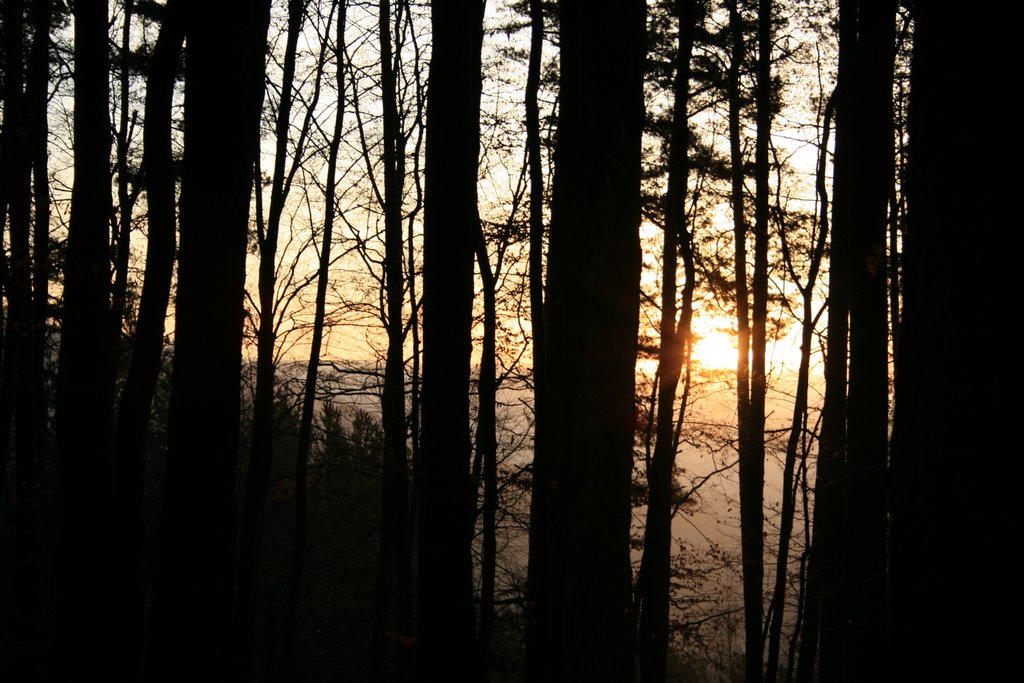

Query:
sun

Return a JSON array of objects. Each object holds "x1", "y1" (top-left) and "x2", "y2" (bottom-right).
[{"x1": 692, "y1": 327, "x2": 739, "y2": 371}]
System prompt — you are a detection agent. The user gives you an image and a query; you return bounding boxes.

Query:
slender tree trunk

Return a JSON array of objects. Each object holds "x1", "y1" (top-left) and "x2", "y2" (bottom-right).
[
  {"x1": 279, "y1": 2, "x2": 346, "y2": 678},
  {"x1": 742, "y1": 2, "x2": 771, "y2": 679},
  {"x1": 236, "y1": 1, "x2": 307, "y2": 674},
  {"x1": 529, "y1": 2, "x2": 645, "y2": 681},
  {"x1": 523, "y1": 0, "x2": 551, "y2": 677},
  {"x1": 765, "y1": 94, "x2": 834, "y2": 683},
  {"x1": 725, "y1": 3, "x2": 763, "y2": 678},
  {"x1": 417, "y1": 2, "x2": 485, "y2": 679},
  {"x1": 55, "y1": 1, "x2": 116, "y2": 676},
  {"x1": 797, "y1": 9, "x2": 854, "y2": 681},
  {"x1": 113, "y1": 2, "x2": 184, "y2": 675},
  {"x1": 474, "y1": 229, "x2": 498, "y2": 677},
  {"x1": 110, "y1": 0, "x2": 135, "y2": 374},
  {"x1": 28, "y1": 0, "x2": 51, "y2": 501},
  {"x1": 636, "y1": 2, "x2": 696, "y2": 681},
  {"x1": 146, "y1": 2, "x2": 270, "y2": 678},
  {"x1": 369, "y1": 1, "x2": 415, "y2": 678}
]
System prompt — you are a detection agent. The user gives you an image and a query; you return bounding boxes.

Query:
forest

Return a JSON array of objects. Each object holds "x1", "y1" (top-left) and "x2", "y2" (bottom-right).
[{"x1": 0, "y1": 0, "x2": 1007, "y2": 681}]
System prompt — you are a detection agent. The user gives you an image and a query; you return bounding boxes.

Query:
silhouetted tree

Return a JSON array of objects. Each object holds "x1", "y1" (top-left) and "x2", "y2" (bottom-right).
[
  {"x1": 634, "y1": 2, "x2": 697, "y2": 682},
  {"x1": 55, "y1": 0, "x2": 116, "y2": 676},
  {"x1": 279, "y1": 1, "x2": 346, "y2": 677},
  {"x1": 369, "y1": 1, "x2": 416, "y2": 678},
  {"x1": 237, "y1": 0, "x2": 310, "y2": 674},
  {"x1": 1, "y1": 0, "x2": 52, "y2": 675},
  {"x1": 527, "y1": 1, "x2": 646, "y2": 681},
  {"x1": 112, "y1": 1, "x2": 184, "y2": 673},
  {"x1": 417, "y1": 0, "x2": 486, "y2": 679},
  {"x1": 146, "y1": 1, "x2": 270, "y2": 678},
  {"x1": 890, "y1": 4, "x2": 1005, "y2": 680}
]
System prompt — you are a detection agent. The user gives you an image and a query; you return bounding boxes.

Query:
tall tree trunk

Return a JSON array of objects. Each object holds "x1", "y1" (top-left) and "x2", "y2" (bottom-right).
[
  {"x1": 842, "y1": 2, "x2": 894, "y2": 677},
  {"x1": 417, "y1": 1, "x2": 485, "y2": 679},
  {"x1": 474, "y1": 228, "x2": 498, "y2": 678},
  {"x1": 110, "y1": 0, "x2": 135, "y2": 374},
  {"x1": 236, "y1": 0, "x2": 307, "y2": 674},
  {"x1": 743, "y1": 1, "x2": 771, "y2": 680},
  {"x1": 55, "y1": 1, "x2": 115, "y2": 676},
  {"x1": 636, "y1": 2, "x2": 696, "y2": 681},
  {"x1": 523, "y1": 0, "x2": 551, "y2": 677},
  {"x1": 725, "y1": 3, "x2": 763, "y2": 678},
  {"x1": 278, "y1": 2, "x2": 346, "y2": 678},
  {"x1": 1, "y1": 0, "x2": 47, "y2": 675},
  {"x1": 797, "y1": 7, "x2": 854, "y2": 680},
  {"x1": 369, "y1": 0, "x2": 415, "y2": 678},
  {"x1": 529, "y1": 2, "x2": 645, "y2": 681},
  {"x1": 113, "y1": 2, "x2": 184, "y2": 675},
  {"x1": 146, "y1": 2, "x2": 270, "y2": 679},
  {"x1": 891, "y1": 6, "x2": 1003, "y2": 679}
]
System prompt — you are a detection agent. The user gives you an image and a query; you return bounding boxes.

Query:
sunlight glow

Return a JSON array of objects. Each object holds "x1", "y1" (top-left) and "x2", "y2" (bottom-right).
[{"x1": 693, "y1": 328, "x2": 739, "y2": 371}]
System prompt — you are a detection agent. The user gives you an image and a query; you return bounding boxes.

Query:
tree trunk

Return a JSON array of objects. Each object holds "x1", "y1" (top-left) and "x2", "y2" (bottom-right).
[
  {"x1": 369, "y1": 1, "x2": 415, "y2": 678},
  {"x1": 113, "y1": 2, "x2": 184, "y2": 674},
  {"x1": 841, "y1": 2, "x2": 894, "y2": 678},
  {"x1": 529, "y1": 2, "x2": 646, "y2": 680},
  {"x1": 765, "y1": 93, "x2": 834, "y2": 683},
  {"x1": 237, "y1": 1, "x2": 306, "y2": 674},
  {"x1": 636, "y1": 2, "x2": 696, "y2": 681},
  {"x1": 146, "y1": 2, "x2": 270, "y2": 678},
  {"x1": 1, "y1": 0, "x2": 48, "y2": 675},
  {"x1": 743, "y1": 2, "x2": 771, "y2": 679},
  {"x1": 55, "y1": 1, "x2": 116, "y2": 676},
  {"x1": 891, "y1": 6, "x2": 1005, "y2": 678},
  {"x1": 797, "y1": 6, "x2": 854, "y2": 680},
  {"x1": 110, "y1": 0, "x2": 136, "y2": 374},
  {"x1": 279, "y1": 2, "x2": 346, "y2": 678},
  {"x1": 523, "y1": 0, "x2": 550, "y2": 677},
  {"x1": 417, "y1": 1, "x2": 485, "y2": 679}
]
